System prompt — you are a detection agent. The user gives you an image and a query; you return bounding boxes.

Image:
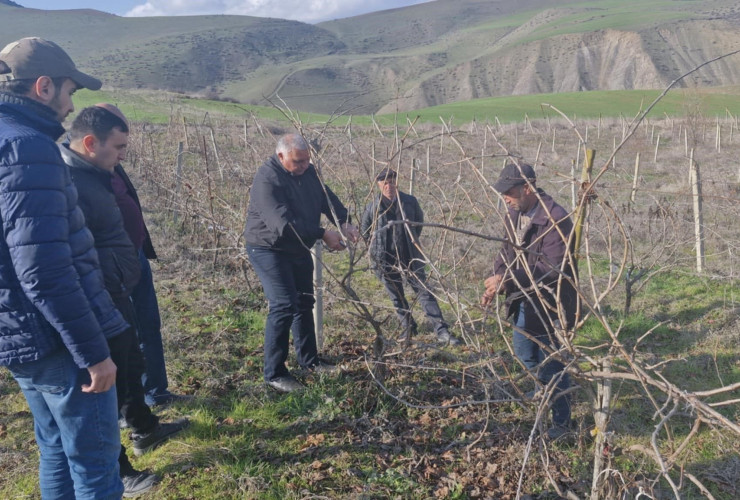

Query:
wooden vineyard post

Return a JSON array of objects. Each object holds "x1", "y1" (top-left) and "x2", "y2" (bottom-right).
[
  {"x1": 410, "y1": 159, "x2": 418, "y2": 196},
  {"x1": 631, "y1": 152, "x2": 640, "y2": 203},
  {"x1": 173, "y1": 141, "x2": 184, "y2": 224},
  {"x1": 312, "y1": 142, "x2": 324, "y2": 348},
  {"x1": 573, "y1": 149, "x2": 595, "y2": 258},
  {"x1": 571, "y1": 148, "x2": 613, "y2": 500},
  {"x1": 689, "y1": 148, "x2": 705, "y2": 274}
]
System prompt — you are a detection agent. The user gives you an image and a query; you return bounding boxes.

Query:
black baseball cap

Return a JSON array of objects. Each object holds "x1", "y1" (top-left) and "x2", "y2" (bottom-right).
[
  {"x1": 493, "y1": 162, "x2": 536, "y2": 193},
  {"x1": 0, "y1": 37, "x2": 101, "y2": 90}
]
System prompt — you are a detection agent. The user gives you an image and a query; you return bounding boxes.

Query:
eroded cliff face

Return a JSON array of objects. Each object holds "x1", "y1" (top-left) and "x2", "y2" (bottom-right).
[{"x1": 380, "y1": 20, "x2": 740, "y2": 114}]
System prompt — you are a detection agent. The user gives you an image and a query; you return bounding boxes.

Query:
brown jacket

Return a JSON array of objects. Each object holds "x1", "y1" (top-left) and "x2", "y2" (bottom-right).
[{"x1": 492, "y1": 189, "x2": 578, "y2": 333}]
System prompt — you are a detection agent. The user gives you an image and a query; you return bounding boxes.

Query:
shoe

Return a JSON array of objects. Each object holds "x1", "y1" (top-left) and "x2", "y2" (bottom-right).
[
  {"x1": 149, "y1": 393, "x2": 194, "y2": 408},
  {"x1": 266, "y1": 375, "x2": 304, "y2": 393},
  {"x1": 122, "y1": 470, "x2": 160, "y2": 497},
  {"x1": 546, "y1": 422, "x2": 573, "y2": 441},
  {"x1": 309, "y1": 360, "x2": 340, "y2": 375},
  {"x1": 437, "y1": 329, "x2": 462, "y2": 346},
  {"x1": 131, "y1": 418, "x2": 190, "y2": 456}
]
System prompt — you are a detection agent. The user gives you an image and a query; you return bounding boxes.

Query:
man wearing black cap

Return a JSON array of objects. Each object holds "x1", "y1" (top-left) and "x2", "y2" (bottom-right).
[
  {"x1": 361, "y1": 168, "x2": 461, "y2": 345},
  {"x1": 0, "y1": 38, "x2": 128, "y2": 498},
  {"x1": 482, "y1": 162, "x2": 578, "y2": 440}
]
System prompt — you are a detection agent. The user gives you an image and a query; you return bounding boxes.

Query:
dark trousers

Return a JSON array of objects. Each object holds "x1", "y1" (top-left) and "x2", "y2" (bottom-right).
[
  {"x1": 513, "y1": 302, "x2": 571, "y2": 426},
  {"x1": 378, "y1": 262, "x2": 449, "y2": 336},
  {"x1": 247, "y1": 246, "x2": 319, "y2": 381},
  {"x1": 108, "y1": 296, "x2": 159, "y2": 475}
]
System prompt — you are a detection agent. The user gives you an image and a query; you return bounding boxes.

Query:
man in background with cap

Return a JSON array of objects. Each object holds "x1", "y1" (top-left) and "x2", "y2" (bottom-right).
[
  {"x1": 361, "y1": 168, "x2": 461, "y2": 346},
  {"x1": 0, "y1": 37, "x2": 127, "y2": 498},
  {"x1": 482, "y1": 162, "x2": 578, "y2": 440}
]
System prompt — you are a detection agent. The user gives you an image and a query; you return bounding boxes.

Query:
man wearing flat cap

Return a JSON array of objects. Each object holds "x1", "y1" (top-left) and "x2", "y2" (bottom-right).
[
  {"x1": 482, "y1": 162, "x2": 578, "y2": 440},
  {"x1": 362, "y1": 168, "x2": 461, "y2": 345},
  {"x1": 0, "y1": 38, "x2": 128, "y2": 498}
]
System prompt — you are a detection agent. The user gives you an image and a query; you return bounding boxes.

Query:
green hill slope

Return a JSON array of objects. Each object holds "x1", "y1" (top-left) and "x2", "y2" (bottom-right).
[{"x1": 1, "y1": 0, "x2": 739, "y2": 114}]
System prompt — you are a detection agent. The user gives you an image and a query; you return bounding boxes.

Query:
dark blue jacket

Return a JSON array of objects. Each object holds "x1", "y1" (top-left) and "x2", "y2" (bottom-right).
[
  {"x1": 244, "y1": 155, "x2": 349, "y2": 254},
  {"x1": 0, "y1": 93, "x2": 128, "y2": 368}
]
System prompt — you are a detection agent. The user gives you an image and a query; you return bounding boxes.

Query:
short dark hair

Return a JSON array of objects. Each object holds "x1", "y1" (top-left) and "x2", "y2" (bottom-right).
[
  {"x1": 0, "y1": 76, "x2": 68, "y2": 96},
  {"x1": 69, "y1": 106, "x2": 129, "y2": 143}
]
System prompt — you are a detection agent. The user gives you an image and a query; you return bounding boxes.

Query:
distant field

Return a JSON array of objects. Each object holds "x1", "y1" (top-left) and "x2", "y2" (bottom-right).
[{"x1": 73, "y1": 86, "x2": 740, "y2": 126}]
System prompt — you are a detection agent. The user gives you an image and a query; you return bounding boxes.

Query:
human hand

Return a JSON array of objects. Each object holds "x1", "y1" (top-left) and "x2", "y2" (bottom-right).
[
  {"x1": 481, "y1": 274, "x2": 504, "y2": 306},
  {"x1": 322, "y1": 229, "x2": 346, "y2": 251},
  {"x1": 340, "y1": 222, "x2": 360, "y2": 243},
  {"x1": 82, "y1": 357, "x2": 117, "y2": 393}
]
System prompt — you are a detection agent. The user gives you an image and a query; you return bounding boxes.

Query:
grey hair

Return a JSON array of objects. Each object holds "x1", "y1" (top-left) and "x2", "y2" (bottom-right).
[{"x1": 276, "y1": 133, "x2": 309, "y2": 155}]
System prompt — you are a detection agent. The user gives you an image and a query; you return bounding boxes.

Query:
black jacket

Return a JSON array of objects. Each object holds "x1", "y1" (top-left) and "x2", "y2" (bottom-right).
[
  {"x1": 61, "y1": 145, "x2": 141, "y2": 300},
  {"x1": 361, "y1": 192, "x2": 425, "y2": 274},
  {"x1": 244, "y1": 155, "x2": 349, "y2": 254}
]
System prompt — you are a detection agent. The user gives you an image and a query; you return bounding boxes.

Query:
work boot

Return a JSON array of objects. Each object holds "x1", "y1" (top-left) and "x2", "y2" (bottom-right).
[
  {"x1": 437, "y1": 328, "x2": 462, "y2": 346},
  {"x1": 266, "y1": 374, "x2": 304, "y2": 393},
  {"x1": 309, "y1": 359, "x2": 340, "y2": 375}
]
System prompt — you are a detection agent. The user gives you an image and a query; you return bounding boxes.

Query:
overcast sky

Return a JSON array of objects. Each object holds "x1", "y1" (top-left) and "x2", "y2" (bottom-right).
[{"x1": 17, "y1": 0, "x2": 432, "y2": 23}]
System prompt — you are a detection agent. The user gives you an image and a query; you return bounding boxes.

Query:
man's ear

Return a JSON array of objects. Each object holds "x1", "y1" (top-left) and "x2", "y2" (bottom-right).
[
  {"x1": 81, "y1": 134, "x2": 98, "y2": 155},
  {"x1": 32, "y1": 76, "x2": 55, "y2": 104}
]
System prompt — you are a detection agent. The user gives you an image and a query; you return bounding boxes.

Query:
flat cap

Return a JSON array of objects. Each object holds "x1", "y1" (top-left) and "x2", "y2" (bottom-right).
[
  {"x1": 493, "y1": 162, "x2": 536, "y2": 193},
  {"x1": 375, "y1": 167, "x2": 397, "y2": 182},
  {"x1": 0, "y1": 37, "x2": 101, "y2": 90}
]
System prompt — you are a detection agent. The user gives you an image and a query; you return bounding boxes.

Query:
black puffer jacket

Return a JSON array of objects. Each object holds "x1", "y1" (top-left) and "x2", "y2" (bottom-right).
[
  {"x1": 244, "y1": 155, "x2": 348, "y2": 254},
  {"x1": 61, "y1": 145, "x2": 141, "y2": 299}
]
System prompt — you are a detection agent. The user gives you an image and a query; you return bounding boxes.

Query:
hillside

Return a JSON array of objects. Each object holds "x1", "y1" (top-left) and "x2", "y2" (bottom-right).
[{"x1": 1, "y1": 0, "x2": 739, "y2": 114}]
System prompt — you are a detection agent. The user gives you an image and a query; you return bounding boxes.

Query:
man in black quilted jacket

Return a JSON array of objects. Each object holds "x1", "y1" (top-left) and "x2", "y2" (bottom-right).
[{"x1": 61, "y1": 106, "x2": 190, "y2": 496}]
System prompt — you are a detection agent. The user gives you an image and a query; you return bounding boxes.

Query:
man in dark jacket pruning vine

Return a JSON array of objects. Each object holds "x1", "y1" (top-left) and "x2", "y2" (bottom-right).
[{"x1": 244, "y1": 133, "x2": 360, "y2": 393}]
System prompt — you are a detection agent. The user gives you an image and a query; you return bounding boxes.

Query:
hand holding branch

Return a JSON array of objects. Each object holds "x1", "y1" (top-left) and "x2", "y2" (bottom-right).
[{"x1": 481, "y1": 274, "x2": 504, "y2": 306}]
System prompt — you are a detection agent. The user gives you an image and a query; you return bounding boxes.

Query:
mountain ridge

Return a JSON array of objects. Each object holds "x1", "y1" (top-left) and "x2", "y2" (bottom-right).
[{"x1": 1, "y1": 0, "x2": 739, "y2": 114}]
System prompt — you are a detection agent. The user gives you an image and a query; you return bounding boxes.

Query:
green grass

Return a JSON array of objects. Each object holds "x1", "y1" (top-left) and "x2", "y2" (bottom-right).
[{"x1": 72, "y1": 85, "x2": 740, "y2": 128}]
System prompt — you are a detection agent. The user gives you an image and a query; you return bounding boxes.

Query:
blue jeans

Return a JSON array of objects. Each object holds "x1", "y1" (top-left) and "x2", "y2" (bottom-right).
[
  {"x1": 512, "y1": 303, "x2": 571, "y2": 426},
  {"x1": 247, "y1": 246, "x2": 319, "y2": 381},
  {"x1": 8, "y1": 349, "x2": 123, "y2": 500},
  {"x1": 131, "y1": 249, "x2": 171, "y2": 405}
]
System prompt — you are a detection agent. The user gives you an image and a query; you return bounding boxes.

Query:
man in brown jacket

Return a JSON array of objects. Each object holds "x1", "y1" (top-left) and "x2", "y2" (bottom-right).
[{"x1": 482, "y1": 162, "x2": 577, "y2": 440}]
